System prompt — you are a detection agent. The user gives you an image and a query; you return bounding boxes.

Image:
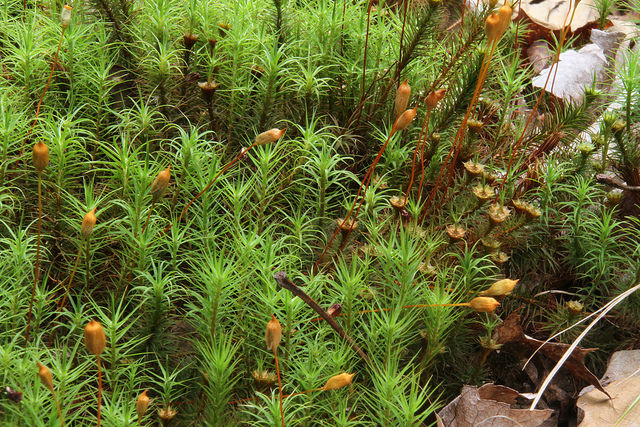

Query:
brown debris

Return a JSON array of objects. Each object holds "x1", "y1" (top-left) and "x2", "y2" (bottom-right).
[{"x1": 493, "y1": 313, "x2": 611, "y2": 399}]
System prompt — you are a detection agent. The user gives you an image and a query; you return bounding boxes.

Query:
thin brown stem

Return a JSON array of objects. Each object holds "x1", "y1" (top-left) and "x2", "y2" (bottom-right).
[
  {"x1": 339, "y1": 0, "x2": 347, "y2": 56},
  {"x1": 56, "y1": 244, "x2": 83, "y2": 312},
  {"x1": 142, "y1": 200, "x2": 155, "y2": 235},
  {"x1": 406, "y1": 111, "x2": 431, "y2": 202},
  {"x1": 51, "y1": 389, "x2": 66, "y2": 427},
  {"x1": 360, "y1": 0, "x2": 375, "y2": 101},
  {"x1": 97, "y1": 355, "x2": 102, "y2": 427},
  {"x1": 439, "y1": 42, "x2": 497, "y2": 209},
  {"x1": 513, "y1": 0, "x2": 521, "y2": 52},
  {"x1": 47, "y1": 243, "x2": 84, "y2": 346},
  {"x1": 416, "y1": 119, "x2": 432, "y2": 202},
  {"x1": 349, "y1": 0, "x2": 375, "y2": 128},
  {"x1": 161, "y1": 142, "x2": 256, "y2": 237},
  {"x1": 19, "y1": 29, "x2": 66, "y2": 160},
  {"x1": 419, "y1": 42, "x2": 494, "y2": 222},
  {"x1": 396, "y1": 0, "x2": 411, "y2": 84},
  {"x1": 314, "y1": 128, "x2": 396, "y2": 271},
  {"x1": 25, "y1": 173, "x2": 43, "y2": 344},
  {"x1": 273, "y1": 348, "x2": 284, "y2": 427}
]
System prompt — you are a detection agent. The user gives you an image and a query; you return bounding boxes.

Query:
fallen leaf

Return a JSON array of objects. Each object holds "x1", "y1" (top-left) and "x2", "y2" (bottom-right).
[
  {"x1": 579, "y1": 349, "x2": 640, "y2": 395},
  {"x1": 600, "y1": 350, "x2": 640, "y2": 384},
  {"x1": 493, "y1": 313, "x2": 611, "y2": 398},
  {"x1": 438, "y1": 383, "x2": 556, "y2": 427},
  {"x1": 520, "y1": 0, "x2": 599, "y2": 32},
  {"x1": 577, "y1": 375, "x2": 640, "y2": 426},
  {"x1": 531, "y1": 44, "x2": 607, "y2": 103}
]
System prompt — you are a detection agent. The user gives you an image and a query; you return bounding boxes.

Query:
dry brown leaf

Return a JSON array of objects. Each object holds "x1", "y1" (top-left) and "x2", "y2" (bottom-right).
[
  {"x1": 577, "y1": 375, "x2": 640, "y2": 426},
  {"x1": 438, "y1": 383, "x2": 556, "y2": 427},
  {"x1": 493, "y1": 313, "x2": 611, "y2": 398},
  {"x1": 520, "y1": 0, "x2": 599, "y2": 32}
]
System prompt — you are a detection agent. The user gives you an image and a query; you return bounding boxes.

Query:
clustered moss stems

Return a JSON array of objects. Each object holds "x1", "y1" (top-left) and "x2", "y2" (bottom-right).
[
  {"x1": 420, "y1": 2, "x2": 512, "y2": 221},
  {"x1": 496, "y1": 2, "x2": 579, "y2": 201},
  {"x1": 3, "y1": 0, "x2": 639, "y2": 424},
  {"x1": 23, "y1": 4, "x2": 73, "y2": 343},
  {"x1": 122, "y1": 165, "x2": 171, "y2": 297},
  {"x1": 315, "y1": 82, "x2": 417, "y2": 270},
  {"x1": 162, "y1": 129, "x2": 284, "y2": 237},
  {"x1": 47, "y1": 208, "x2": 98, "y2": 345}
]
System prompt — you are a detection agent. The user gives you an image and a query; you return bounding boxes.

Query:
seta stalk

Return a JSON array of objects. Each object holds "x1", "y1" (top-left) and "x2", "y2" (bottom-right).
[{"x1": 25, "y1": 141, "x2": 49, "y2": 344}]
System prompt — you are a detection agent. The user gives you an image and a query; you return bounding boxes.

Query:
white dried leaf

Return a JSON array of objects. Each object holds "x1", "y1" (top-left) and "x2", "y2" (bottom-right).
[{"x1": 532, "y1": 44, "x2": 606, "y2": 103}]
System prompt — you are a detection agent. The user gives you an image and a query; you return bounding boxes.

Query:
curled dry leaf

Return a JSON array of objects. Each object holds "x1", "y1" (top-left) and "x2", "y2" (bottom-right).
[
  {"x1": 493, "y1": 313, "x2": 611, "y2": 399},
  {"x1": 437, "y1": 383, "x2": 556, "y2": 427},
  {"x1": 520, "y1": 0, "x2": 599, "y2": 32}
]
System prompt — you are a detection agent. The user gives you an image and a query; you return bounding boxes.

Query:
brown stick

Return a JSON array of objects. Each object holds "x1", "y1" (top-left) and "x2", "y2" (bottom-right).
[
  {"x1": 273, "y1": 272, "x2": 370, "y2": 364},
  {"x1": 595, "y1": 174, "x2": 640, "y2": 192}
]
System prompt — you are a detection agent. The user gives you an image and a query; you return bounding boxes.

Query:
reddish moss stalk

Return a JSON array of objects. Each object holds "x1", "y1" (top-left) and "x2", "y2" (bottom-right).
[
  {"x1": 97, "y1": 355, "x2": 103, "y2": 427},
  {"x1": 19, "y1": 29, "x2": 67, "y2": 161},
  {"x1": 273, "y1": 348, "x2": 284, "y2": 427},
  {"x1": 309, "y1": 302, "x2": 471, "y2": 322},
  {"x1": 25, "y1": 173, "x2": 43, "y2": 344},
  {"x1": 162, "y1": 141, "x2": 260, "y2": 237},
  {"x1": 420, "y1": 52, "x2": 491, "y2": 219},
  {"x1": 314, "y1": 129, "x2": 395, "y2": 271},
  {"x1": 406, "y1": 110, "x2": 432, "y2": 203}
]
